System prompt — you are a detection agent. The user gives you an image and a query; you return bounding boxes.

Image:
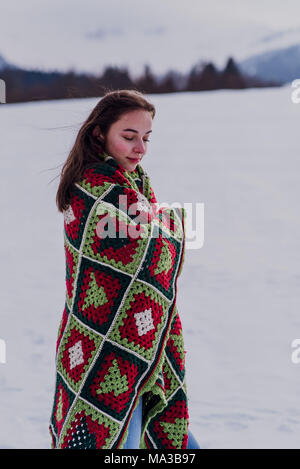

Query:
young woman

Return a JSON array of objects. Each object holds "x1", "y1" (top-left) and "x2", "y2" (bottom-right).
[{"x1": 49, "y1": 89, "x2": 200, "y2": 450}]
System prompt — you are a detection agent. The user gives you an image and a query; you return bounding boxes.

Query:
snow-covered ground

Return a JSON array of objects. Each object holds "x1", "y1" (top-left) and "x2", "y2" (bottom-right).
[{"x1": 0, "y1": 83, "x2": 299, "y2": 448}]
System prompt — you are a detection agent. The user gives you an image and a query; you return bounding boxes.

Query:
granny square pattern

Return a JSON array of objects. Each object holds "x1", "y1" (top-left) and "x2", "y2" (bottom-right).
[{"x1": 49, "y1": 153, "x2": 189, "y2": 449}]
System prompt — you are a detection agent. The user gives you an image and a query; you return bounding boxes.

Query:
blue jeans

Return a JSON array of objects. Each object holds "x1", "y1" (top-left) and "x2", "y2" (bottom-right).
[{"x1": 123, "y1": 396, "x2": 200, "y2": 449}]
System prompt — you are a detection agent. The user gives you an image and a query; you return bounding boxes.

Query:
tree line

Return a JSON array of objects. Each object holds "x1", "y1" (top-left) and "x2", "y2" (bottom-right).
[{"x1": 0, "y1": 56, "x2": 281, "y2": 104}]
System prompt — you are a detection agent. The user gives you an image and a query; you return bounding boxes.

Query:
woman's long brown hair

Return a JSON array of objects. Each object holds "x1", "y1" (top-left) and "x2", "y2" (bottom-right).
[{"x1": 56, "y1": 89, "x2": 156, "y2": 213}]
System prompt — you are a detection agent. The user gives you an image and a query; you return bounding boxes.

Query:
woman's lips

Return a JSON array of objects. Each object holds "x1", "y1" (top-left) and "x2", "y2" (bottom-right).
[{"x1": 127, "y1": 157, "x2": 140, "y2": 162}]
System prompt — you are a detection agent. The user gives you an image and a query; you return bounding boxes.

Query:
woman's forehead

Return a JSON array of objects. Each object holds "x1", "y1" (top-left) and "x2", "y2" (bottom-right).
[{"x1": 118, "y1": 110, "x2": 152, "y2": 126}]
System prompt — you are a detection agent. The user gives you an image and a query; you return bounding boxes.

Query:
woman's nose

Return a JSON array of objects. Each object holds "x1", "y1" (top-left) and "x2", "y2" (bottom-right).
[{"x1": 134, "y1": 141, "x2": 145, "y2": 153}]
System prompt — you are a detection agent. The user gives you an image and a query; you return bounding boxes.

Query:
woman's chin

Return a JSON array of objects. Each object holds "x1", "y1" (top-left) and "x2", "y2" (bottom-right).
[{"x1": 124, "y1": 159, "x2": 138, "y2": 171}]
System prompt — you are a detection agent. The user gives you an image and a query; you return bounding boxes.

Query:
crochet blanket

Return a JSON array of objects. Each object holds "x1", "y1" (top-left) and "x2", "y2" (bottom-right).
[{"x1": 49, "y1": 152, "x2": 189, "y2": 449}]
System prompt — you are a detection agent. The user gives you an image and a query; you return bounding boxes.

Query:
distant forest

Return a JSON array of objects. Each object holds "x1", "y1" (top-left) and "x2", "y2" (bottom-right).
[{"x1": 0, "y1": 56, "x2": 282, "y2": 104}]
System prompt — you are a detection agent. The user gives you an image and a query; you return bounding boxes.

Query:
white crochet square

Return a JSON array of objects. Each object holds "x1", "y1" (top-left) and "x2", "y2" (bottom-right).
[
  {"x1": 63, "y1": 205, "x2": 76, "y2": 225},
  {"x1": 134, "y1": 309, "x2": 155, "y2": 336},
  {"x1": 136, "y1": 192, "x2": 151, "y2": 213},
  {"x1": 69, "y1": 340, "x2": 84, "y2": 370}
]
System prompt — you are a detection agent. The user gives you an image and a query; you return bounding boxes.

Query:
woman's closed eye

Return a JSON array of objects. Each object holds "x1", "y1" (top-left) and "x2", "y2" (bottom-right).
[{"x1": 123, "y1": 137, "x2": 150, "y2": 142}]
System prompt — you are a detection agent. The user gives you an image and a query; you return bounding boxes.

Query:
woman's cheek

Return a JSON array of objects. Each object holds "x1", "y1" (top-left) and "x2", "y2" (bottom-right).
[{"x1": 116, "y1": 141, "x2": 131, "y2": 154}]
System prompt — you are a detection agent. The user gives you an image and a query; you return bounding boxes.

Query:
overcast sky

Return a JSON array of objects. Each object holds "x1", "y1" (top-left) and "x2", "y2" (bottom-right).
[{"x1": 1, "y1": 0, "x2": 300, "y2": 76}]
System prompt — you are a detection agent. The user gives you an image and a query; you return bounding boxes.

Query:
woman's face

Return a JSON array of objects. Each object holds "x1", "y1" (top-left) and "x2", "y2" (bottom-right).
[{"x1": 96, "y1": 109, "x2": 153, "y2": 172}]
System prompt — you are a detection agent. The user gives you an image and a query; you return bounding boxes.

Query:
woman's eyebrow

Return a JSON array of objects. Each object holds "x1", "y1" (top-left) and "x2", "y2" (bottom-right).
[{"x1": 122, "y1": 128, "x2": 152, "y2": 134}]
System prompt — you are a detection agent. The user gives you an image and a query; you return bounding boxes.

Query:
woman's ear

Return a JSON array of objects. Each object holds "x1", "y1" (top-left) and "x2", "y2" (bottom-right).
[
  {"x1": 92, "y1": 125, "x2": 100, "y2": 137},
  {"x1": 92, "y1": 125, "x2": 105, "y2": 140}
]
